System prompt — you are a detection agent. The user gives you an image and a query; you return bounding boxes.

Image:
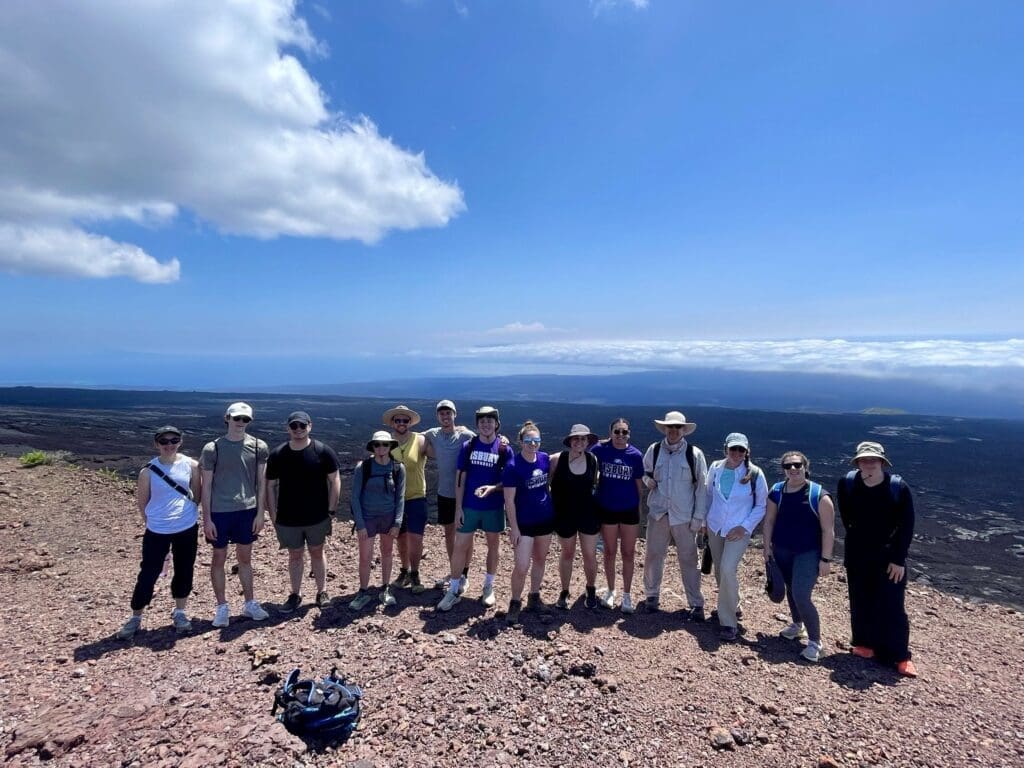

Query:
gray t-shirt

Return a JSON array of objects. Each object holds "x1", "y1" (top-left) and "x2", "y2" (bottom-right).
[
  {"x1": 200, "y1": 435, "x2": 269, "y2": 514},
  {"x1": 424, "y1": 426, "x2": 474, "y2": 498}
]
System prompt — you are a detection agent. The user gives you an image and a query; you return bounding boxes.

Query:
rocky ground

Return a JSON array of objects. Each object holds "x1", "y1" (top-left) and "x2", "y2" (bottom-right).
[{"x1": 1, "y1": 458, "x2": 1022, "y2": 768}]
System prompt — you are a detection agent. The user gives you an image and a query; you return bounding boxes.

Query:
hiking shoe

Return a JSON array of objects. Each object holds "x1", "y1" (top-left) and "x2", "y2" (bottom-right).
[
  {"x1": 280, "y1": 593, "x2": 302, "y2": 613},
  {"x1": 621, "y1": 594, "x2": 635, "y2": 614},
  {"x1": 434, "y1": 577, "x2": 449, "y2": 590},
  {"x1": 315, "y1": 591, "x2": 330, "y2": 608},
  {"x1": 349, "y1": 591, "x2": 373, "y2": 611},
  {"x1": 851, "y1": 645, "x2": 875, "y2": 659},
  {"x1": 242, "y1": 600, "x2": 269, "y2": 621},
  {"x1": 391, "y1": 569, "x2": 411, "y2": 588},
  {"x1": 436, "y1": 590, "x2": 461, "y2": 612},
  {"x1": 116, "y1": 614, "x2": 142, "y2": 640},
  {"x1": 481, "y1": 584, "x2": 496, "y2": 608},
  {"x1": 780, "y1": 622, "x2": 808, "y2": 641},
  {"x1": 171, "y1": 609, "x2": 192, "y2": 635},
  {"x1": 686, "y1": 606, "x2": 706, "y2": 622},
  {"x1": 896, "y1": 659, "x2": 918, "y2": 677},
  {"x1": 584, "y1": 587, "x2": 598, "y2": 609},
  {"x1": 639, "y1": 598, "x2": 660, "y2": 613},
  {"x1": 409, "y1": 575, "x2": 427, "y2": 594},
  {"x1": 457, "y1": 576, "x2": 468, "y2": 595},
  {"x1": 555, "y1": 590, "x2": 570, "y2": 610},
  {"x1": 801, "y1": 640, "x2": 822, "y2": 662},
  {"x1": 379, "y1": 588, "x2": 397, "y2": 607},
  {"x1": 212, "y1": 603, "x2": 230, "y2": 628},
  {"x1": 526, "y1": 592, "x2": 550, "y2": 614},
  {"x1": 506, "y1": 599, "x2": 522, "y2": 625},
  {"x1": 718, "y1": 626, "x2": 739, "y2": 642},
  {"x1": 735, "y1": 607, "x2": 743, "y2": 620},
  {"x1": 599, "y1": 589, "x2": 616, "y2": 609}
]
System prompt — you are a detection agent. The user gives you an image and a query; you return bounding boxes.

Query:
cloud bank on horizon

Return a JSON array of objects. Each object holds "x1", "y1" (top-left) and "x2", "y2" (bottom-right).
[{"x1": 0, "y1": 0, "x2": 464, "y2": 283}]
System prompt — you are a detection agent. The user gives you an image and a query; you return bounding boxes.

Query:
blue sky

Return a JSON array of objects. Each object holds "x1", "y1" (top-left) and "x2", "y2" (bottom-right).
[{"x1": 0, "y1": 1, "x2": 1022, "y2": 394}]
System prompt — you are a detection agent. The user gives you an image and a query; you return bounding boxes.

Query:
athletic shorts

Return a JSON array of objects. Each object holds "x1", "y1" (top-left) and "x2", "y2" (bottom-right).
[
  {"x1": 436, "y1": 495, "x2": 456, "y2": 526},
  {"x1": 399, "y1": 497, "x2": 428, "y2": 535},
  {"x1": 275, "y1": 517, "x2": 332, "y2": 549},
  {"x1": 597, "y1": 503, "x2": 641, "y2": 527},
  {"x1": 518, "y1": 520, "x2": 555, "y2": 538},
  {"x1": 209, "y1": 508, "x2": 257, "y2": 548},
  {"x1": 362, "y1": 514, "x2": 397, "y2": 537},
  {"x1": 458, "y1": 505, "x2": 506, "y2": 534},
  {"x1": 555, "y1": 506, "x2": 602, "y2": 539}
]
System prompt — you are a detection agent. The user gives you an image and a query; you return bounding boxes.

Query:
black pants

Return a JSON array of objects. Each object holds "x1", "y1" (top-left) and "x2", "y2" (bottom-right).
[
  {"x1": 130, "y1": 525, "x2": 199, "y2": 611},
  {"x1": 846, "y1": 563, "x2": 911, "y2": 664}
]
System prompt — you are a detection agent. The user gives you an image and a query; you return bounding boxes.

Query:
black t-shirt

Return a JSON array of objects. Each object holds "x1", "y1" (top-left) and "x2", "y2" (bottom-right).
[{"x1": 266, "y1": 440, "x2": 340, "y2": 526}]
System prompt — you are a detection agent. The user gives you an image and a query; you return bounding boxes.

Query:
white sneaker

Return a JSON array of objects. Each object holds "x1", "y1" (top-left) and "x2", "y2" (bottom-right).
[
  {"x1": 457, "y1": 576, "x2": 467, "y2": 596},
  {"x1": 437, "y1": 590, "x2": 461, "y2": 612},
  {"x1": 212, "y1": 603, "x2": 230, "y2": 628},
  {"x1": 621, "y1": 593, "x2": 635, "y2": 614},
  {"x1": 115, "y1": 614, "x2": 142, "y2": 639},
  {"x1": 481, "y1": 584, "x2": 496, "y2": 607},
  {"x1": 379, "y1": 588, "x2": 397, "y2": 607},
  {"x1": 599, "y1": 589, "x2": 616, "y2": 609},
  {"x1": 171, "y1": 609, "x2": 192, "y2": 634},
  {"x1": 801, "y1": 640, "x2": 822, "y2": 662},
  {"x1": 780, "y1": 622, "x2": 808, "y2": 640},
  {"x1": 242, "y1": 600, "x2": 269, "y2": 621}
]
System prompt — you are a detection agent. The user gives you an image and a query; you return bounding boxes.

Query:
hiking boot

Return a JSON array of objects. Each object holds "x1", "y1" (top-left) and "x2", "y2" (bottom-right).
[
  {"x1": 379, "y1": 587, "x2": 397, "y2": 607},
  {"x1": 780, "y1": 622, "x2": 808, "y2": 641},
  {"x1": 506, "y1": 599, "x2": 522, "y2": 625},
  {"x1": 584, "y1": 586, "x2": 598, "y2": 609},
  {"x1": 687, "y1": 606, "x2": 706, "y2": 623},
  {"x1": 526, "y1": 592, "x2": 549, "y2": 614},
  {"x1": 434, "y1": 577, "x2": 449, "y2": 590},
  {"x1": 620, "y1": 593, "x2": 635, "y2": 614},
  {"x1": 171, "y1": 609, "x2": 192, "y2": 635},
  {"x1": 391, "y1": 569, "x2": 412, "y2": 588},
  {"x1": 718, "y1": 625, "x2": 739, "y2": 642},
  {"x1": 896, "y1": 659, "x2": 918, "y2": 678},
  {"x1": 116, "y1": 614, "x2": 142, "y2": 640},
  {"x1": 800, "y1": 640, "x2": 823, "y2": 663},
  {"x1": 436, "y1": 590, "x2": 461, "y2": 612},
  {"x1": 851, "y1": 645, "x2": 875, "y2": 659},
  {"x1": 280, "y1": 593, "x2": 301, "y2": 613},
  {"x1": 409, "y1": 574, "x2": 427, "y2": 594},
  {"x1": 315, "y1": 591, "x2": 330, "y2": 608},
  {"x1": 212, "y1": 603, "x2": 230, "y2": 628},
  {"x1": 242, "y1": 600, "x2": 269, "y2": 621},
  {"x1": 735, "y1": 607, "x2": 744, "y2": 621},
  {"x1": 599, "y1": 589, "x2": 616, "y2": 609},
  {"x1": 555, "y1": 590, "x2": 570, "y2": 611},
  {"x1": 481, "y1": 583, "x2": 496, "y2": 608},
  {"x1": 639, "y1": 597, "x2": 660, "y2": 613},
  {"x1": 349, "y1": 590, "x2": 373, "y2": 611}
]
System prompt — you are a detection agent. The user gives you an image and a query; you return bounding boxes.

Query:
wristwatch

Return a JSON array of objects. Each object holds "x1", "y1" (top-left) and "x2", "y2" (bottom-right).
[{"x1": 820, "y1": 556, "x2": 832, "y2": 563}]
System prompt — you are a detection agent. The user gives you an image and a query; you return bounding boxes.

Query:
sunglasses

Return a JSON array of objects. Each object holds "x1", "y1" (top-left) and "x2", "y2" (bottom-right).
[
  {"x1": 288, "y1": 422, "x2": 308, "y2": 430},
  {"x1": 392, "y1": 418, "x2": 411, "y2": 425},
  {"x1": 522, "y1": 437, "x2": 542, "y2": 445},
  {"x1": 231, "y1": 416, "x2": 252, "y2": 423},
  {"x1": 371, "y1": 442, "x2": 392, "y2": 448},
  {"x1": 613, "y1": 429, "x2": 630, "y2": 436},
  {"x1": 727, "y1": 446, "x2": 747, "y2": 452},
  {"x1": 156, "y1": 437, "x2": 181, "y2": 445},
  {"x1": 782, "y1": 462, "x2": 804, "y2": 470}
]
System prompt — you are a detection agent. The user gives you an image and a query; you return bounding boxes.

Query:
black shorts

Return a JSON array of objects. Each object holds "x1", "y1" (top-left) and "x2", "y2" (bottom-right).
[
  {"x1": 518, "y1": 520, "x2": 555, "y2": 538},
  {"x1": 436, "y1": 495, "x2": 456, "y2": 526},
  {"x1": 555, "y1": 506, "x2": 602, "y2": 539},
  {"x1": 597, "y1": 503, "x2": 641, "y2": 527}
]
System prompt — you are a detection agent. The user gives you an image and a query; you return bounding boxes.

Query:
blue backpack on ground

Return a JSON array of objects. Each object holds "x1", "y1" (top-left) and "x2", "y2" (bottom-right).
[{"x1": 272, "y1": 668, "x2": 362, "y2": 743}]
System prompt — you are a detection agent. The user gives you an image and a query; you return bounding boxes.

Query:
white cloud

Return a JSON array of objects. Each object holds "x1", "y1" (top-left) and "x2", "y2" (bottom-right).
[
  {"x1": 485, "y1": 322, "x2": 549, "y2": 336},
  {"x1": 0, "y1": 0, "x2": 464, "y2": 282},
  {"x1": 591, "y1": 0, "x2": 650, "y2": 15}
]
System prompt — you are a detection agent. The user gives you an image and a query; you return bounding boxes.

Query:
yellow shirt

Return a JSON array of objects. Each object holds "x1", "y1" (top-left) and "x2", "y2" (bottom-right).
[{"x1": 392, "y1": 435, "x2": 426, "y2": 500}]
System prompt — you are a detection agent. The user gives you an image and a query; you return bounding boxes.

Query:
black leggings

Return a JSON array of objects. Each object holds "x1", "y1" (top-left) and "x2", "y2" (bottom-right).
[{"x1": 130, "y1": 525, "x2": 199, "y2": 611}]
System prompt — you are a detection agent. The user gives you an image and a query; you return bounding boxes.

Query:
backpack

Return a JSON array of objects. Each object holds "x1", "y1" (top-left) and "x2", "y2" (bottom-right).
[
  {"x1": 646, "y1": 441, "x2": 699, "y2": 495},
  {"x1": 466, "y1": 435, "x2": 510, "y2": 473},
  {"x1": 272, "y1": 668, "x2": 362, "y2": 743},
  {"x1": 842, "y1": 470, "x2": 903, "y2": 503},
  {"x1": 710, "y1": 459, "x2": 762, "y2": 507},
  {"x1": 769, "y1": 481, "x2": 824, "y2": 517},
  {"x1": 359, "y1": 459, "x2": 402, "y2": 495}
]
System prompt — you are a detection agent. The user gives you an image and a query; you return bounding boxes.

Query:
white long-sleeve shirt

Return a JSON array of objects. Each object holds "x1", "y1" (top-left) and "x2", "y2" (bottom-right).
[
  {"x1": 705, "y1": 459, "x2": 769, "y2": 536},
  {"x1": 642, "y1": 438, "x2": 708, "y2": 524}
]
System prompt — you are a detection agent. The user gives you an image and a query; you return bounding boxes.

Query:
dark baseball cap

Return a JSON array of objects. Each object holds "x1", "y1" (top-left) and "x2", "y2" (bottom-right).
[
  {"x1": 287, "y1": 411, "x2": 312, "y2": 425},
  {"x1": 154, "y1": 425, "x2": 182, "y2": 439}
]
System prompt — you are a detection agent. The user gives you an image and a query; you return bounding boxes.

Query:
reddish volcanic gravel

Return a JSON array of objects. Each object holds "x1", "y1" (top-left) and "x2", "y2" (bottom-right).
[{"x1": 1, "y1": 458, "x2": 1022, "y2": 767}]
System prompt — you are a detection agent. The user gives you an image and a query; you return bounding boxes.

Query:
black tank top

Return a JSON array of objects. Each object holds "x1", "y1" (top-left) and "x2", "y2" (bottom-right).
[{"x1": 552, "y1": 451, "x2": 596, "y2": 516}]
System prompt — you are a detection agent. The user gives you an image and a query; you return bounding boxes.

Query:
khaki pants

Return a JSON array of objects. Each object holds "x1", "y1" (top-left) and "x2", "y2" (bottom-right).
[
  {"x1": 642, "y1": 513, "x2": 704, "y2": 608},
  {"x1": 708, "y1": 530, "x2": 751, "y2": 629}
]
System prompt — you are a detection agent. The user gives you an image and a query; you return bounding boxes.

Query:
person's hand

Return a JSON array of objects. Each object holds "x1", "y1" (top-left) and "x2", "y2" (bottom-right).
[
  {"x1": 689, "y1": 517, "x2": 703, "y2": 533},
  {"x1": 389, "y1": 526, "x2": 400, "y2": 538},
  {"x1": 887, "y1": 562, "x2": 905, "y2": 582},
  {"x1": 819, "y1": 559, "x2": 831, "y2": 578},
  {"x1": 475, "y1": 485, "x2": 493, "y2": 498},
  {"x1": 252, "y1": 511, "x2": 266, "y2": 535},
  {"x1": 763, "y1": 542, "x2": 773, "y2": 562},
  {"x1": 643, "y1": 476, "x2": 656, "y2": 490},
  {"x1": 356, "y1": 528, "x2": 369, "y2": 542},
  {"x1": 509, "y1": 526, "x2": 520, "y2": 548},
  {"x1": 203, "y1": 517, "x2": 217, "y2": 542},
  {"x1": 499, "y1": 435, "x2": 510, "y2": 447},
  {"x1": 456, "y1": 507, "x2": 464, "y2": 529},
  {"x1": 725, "y1": 525, "x2": 747, "y2": 542}
]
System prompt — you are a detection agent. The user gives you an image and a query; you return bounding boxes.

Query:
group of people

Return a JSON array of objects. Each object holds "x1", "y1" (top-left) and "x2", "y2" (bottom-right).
[{"x1": 118, "y1": 400, "x2": 917, "y2": 677}]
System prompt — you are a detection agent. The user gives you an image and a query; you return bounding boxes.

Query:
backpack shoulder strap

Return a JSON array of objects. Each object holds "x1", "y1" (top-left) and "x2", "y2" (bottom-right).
[
  {"x1": 148, "y1": 460, "x2": 194, "y2": 501},
  {"x1": 646, "y1": 442, "x2": 661, "y2": 478},
  {"x1": 587, "y1": 450, "x2": 599, "y2": 492},
  {"x1": 685, "y1": 443, "x2": 696, "y2": 488},
  {"x1": 889, "y1": 473, "x2": 903, "y2": 503},
  {"x1": 360, "y1": 459, "x2": 373, "y2": 492},
  {"x1": 769, "y1": 480, "x2": 784, "y2": 505},
  {"x1": 807, "y1": 481, "x2": 822, "y2": 516},
  {"x1": 843, "y1": 470, "x2": 858, "y2": 496}
]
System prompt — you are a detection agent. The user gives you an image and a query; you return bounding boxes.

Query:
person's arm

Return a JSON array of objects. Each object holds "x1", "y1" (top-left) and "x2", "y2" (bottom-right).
[
  {"x1": 504, "y1": 486, "x2": 519, "y2": 547},
  {"x1": 642, "y1": 443, "x2": 656, "y2": 490},
  {"x1": 266, "y1": 479, "x2": 279, "y2": 523},
  {"x1": 818, "y1": 494, "x2": 836, "y2": 577},
  {"x1": 253, "y1": 457, "x2": 267, "y2": 534},
  {"x1": 762, "y1": 496, "x2": 778, "y2": 561},
  {"x1": 391, "y1": 464, "x2": 406, "y2": 535},
  {"x1": 886, "y1": 481, "x2": 915, "y2": 581},
  {"x1": 548, "y1": 451, "x2": 560, "y2": 479},
  {"x1": 327, "y1": 471, "x2": 340, "y2": 514},
  {"x1": 351, "y1": 462, "x2": 368, "y2": 532},
  {"x1": 136, "y1": 466, "x2": 151, "y2": 525},
  {"x1": 189, "y1": 458, "x2": 201, "y2": 506},
  {"x1": 741, "y1": 469, "x2": 770, "y2": 534},
  {"x1": 424, "y1": 431, "x2": 436, "y2": 460},
  {"x1": 201, "y1": 468, "x2": 216, "y2": 541},
  {"x1": 691, "y1": 450, "x2": 709, "y2": 529},
  {"x1": 454, "y1": 469, "x2": 466, "y2": 528}
]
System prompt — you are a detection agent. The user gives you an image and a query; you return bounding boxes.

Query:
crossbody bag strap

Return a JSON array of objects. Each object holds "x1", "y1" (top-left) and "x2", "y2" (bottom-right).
[{"x1": 148, "y1": 460, "x2": 194, "y2": 501}]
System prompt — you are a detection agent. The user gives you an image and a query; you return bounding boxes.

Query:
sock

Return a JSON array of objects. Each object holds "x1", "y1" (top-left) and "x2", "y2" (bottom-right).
[
  {"x1": 462, "y1": 567, "x2": 469, "y2": 577},
  {"x1": 586, "y1": 585, "x2": 596, "y2": 596},
  {"x1": 483, "y1": 573, "x2": 495, "y2": 589},
  {"x1": 410, "y1": 570, "x2": 420, "y2": 582}
]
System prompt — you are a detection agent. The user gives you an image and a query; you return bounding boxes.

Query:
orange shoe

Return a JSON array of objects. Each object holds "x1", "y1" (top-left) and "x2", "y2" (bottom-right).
[
  {"x1": 896, "y1": 659, "x2": 918, "y2": 678},
  {"x1": 850, "y1": 645, "x2": 875, "y2": 659}
]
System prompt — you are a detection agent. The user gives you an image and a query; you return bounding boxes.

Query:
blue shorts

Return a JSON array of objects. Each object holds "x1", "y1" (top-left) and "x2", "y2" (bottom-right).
[
  {"x1": 362, "y1": 514, "x2": 397, "y2": 538},
  {"x1": 459, "y1": 505, "x2": 506, "y2": 534},
  {"x1": 400, "y1": 497, "x2": 428, "y2": 536},
  {"x1": 209, "y1": 508, "x2": 257, "y2": 548}
]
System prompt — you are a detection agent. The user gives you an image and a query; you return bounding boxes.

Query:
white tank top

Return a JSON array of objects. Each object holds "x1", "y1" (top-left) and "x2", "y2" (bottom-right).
[{"x1": 145, "y1": 456, "x2": 199, "y2": 534}]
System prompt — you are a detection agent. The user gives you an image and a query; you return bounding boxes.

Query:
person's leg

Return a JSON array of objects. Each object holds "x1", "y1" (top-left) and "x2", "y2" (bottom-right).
[
  {"x1": 510, "y1": 535, "x2": 534, "y2": 602},
  {"x1": 396, "y1": 532, "x2": 409, "y2": 573},
  {"x1": 558, "y1": 536, "x2": 577, "y2": 591},
  {"x1": 773, "y1": 546, "x2": 801, "y2": 625},
  {"x1": 671, "y1": 522, "x2": 704, "y2": 608},
  {"x1": 530, "y1": 535, "x2": 552, "y2": 594},
  {"x1": 579, "y1": 533, "x2": 599, "y2": 588},
  {"x1": 601, "y1": 524, "x2": 619, "y2": 592},
  {"x1": 409, "y1": 533, "x2": 424, "y2": 575},
  {"x1": 484, "y1": 531, "x2": 500, "y2": 580},
  {"x1": 707, "y1": 531, "x2": 726, "y2": 590},
  {"x1": 308, "y1": 543, "x2": 326, "y2": 593},
  {"x1": 357, "y1": 535, "x2": 374, "y2": 590},
  {"x1": 642, "y1": 514, "x2": 670, "y2": 603},
  {"x1": 448, "y1": 532, "x2": 474, "y2": 581},
  {"x1": 130, "y1": 529, "x2": 173, "y2": 614},
  {"x1": 169, "y1": 525, "x2": 198, "y2": 611},
  {"x1": 210, "y1": 547, "x2": 229, "y2": 604},
  {"x1": 788, "y1": 549, "x2": 821, "y2": 642},
  {"x1": 619, "y1": 523, "x2": 639, "y2": 594},
  {"x1": 875, "y1": 570, "x2": 911, "y2": 664},
  {"x1": 235, "y1": 543, "x2": 255, "y2": 602},
  {"x1": 846, "y1": 565, "x2": 875, "y2": 650},
  {"x1": 715, "y1": 534, "x2": 750, "y2": 629},
  {"x1": 379, "y1": 532, "x2": 396, "y2": 587},
  {"x1": 287, "y1": 547, "x2": 305, "y2": 596}
]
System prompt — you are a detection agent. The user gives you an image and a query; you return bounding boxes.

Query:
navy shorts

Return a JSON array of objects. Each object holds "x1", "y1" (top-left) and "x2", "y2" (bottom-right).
[
  {"x1": 518, "y1": 520, "x2": 555, "y2": 538},
  {"x1": 436, "y1": 495, "x2": 456, "y2": 526},
  {"x1": 362, "y1": 514, "x2": 398, "y2": 537},
  {"x1": 400, "y1": 497, "x2": 428, "y2": 535},
  {"x1": 597, "y1": 503, "x2": 641, "y2": 527},
  {"x1": 555, "y1": 503, "x2": 602, "y2": 539},
  {"x1": 209, "y1": 508, "x2": 257, "y2": 548}
]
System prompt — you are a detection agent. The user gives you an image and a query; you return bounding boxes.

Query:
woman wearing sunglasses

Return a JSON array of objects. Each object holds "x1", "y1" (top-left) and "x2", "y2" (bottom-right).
[
  {"x1": 116, "y1": 426, "x2": 201, "y2": 640},
  {"x1": 705, "y1": 432, "x2": 769, "y2": 641},
  {"x1": 762, "y1": 451, "x2": 835, "y2": 662},
  {"x1": 502, "y1": 421, "x2": 555, "y2": 624},
  {"x1": 592, "y1": 418, "x2": 646, "y2": 613}
]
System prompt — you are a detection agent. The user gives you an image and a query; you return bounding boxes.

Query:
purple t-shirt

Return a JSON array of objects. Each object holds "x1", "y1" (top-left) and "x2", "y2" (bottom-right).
[
  {"x1": 502, "y1": 451, "x2": 553, "y2": 526},
  {"x1": 457, "y1": 436, "x2": 514, "y2": 511},
  {"x1": 592, "y1": 441, "x2": 645, "y2": 511}
]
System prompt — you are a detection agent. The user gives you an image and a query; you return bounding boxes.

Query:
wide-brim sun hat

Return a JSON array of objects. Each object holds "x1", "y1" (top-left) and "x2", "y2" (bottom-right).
[
  {"x1": 366, "y1": 430, "x2": 399, "y2": 451},
  {"x1": 562, "y1": 424, "x2": 599, "y2": 447},
  {"x1": 382, "y1": 405, "x2": 421, "y2": 427},
  {"x1": 225, "y1": 402, "x2": 253, "y2": 419},
  {"x1": 851, "y1": 441, "x2": 891, "y2": 466},
  {"x1": 654, "y1": 411, "x2": 697, "y2": 436},
  {"x1": 725, "y1": 432, "x2": 750, "y2": 451}
]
